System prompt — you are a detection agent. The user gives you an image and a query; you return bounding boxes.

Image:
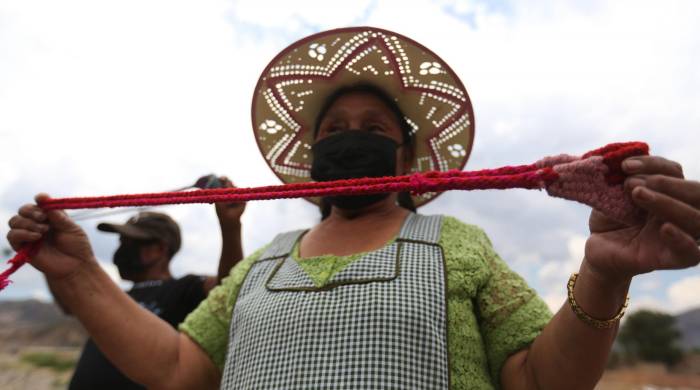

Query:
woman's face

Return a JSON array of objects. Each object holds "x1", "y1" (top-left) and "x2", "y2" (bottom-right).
[{"x1": 315, "y1": 92, "x2": 410, "y2": 174}]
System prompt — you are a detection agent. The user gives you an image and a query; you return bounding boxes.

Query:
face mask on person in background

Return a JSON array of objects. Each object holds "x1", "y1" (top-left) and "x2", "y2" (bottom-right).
[
  {"x1": 311, "y1": 130, "x2": 401, "y2": 210},
  {"x1": 113, "y1": 241, "x2": 149, "y2": 275}
]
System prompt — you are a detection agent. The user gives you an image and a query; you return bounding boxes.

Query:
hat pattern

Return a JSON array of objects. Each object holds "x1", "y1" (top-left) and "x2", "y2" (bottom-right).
[{"x1": 252, "y1": 27, "x2": 475, "y2": 206}]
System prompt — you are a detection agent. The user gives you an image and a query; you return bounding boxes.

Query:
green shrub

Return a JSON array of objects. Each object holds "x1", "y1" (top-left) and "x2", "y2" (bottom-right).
[
  {"x1": 21, "y1": 351, "x2": 76, "y2": 372},
  {"x1": 618, "y1": 310, "x2": 683, "y2": 367}
]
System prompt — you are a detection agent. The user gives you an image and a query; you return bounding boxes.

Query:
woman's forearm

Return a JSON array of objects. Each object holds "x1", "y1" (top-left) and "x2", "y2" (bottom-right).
[
  {"x1": 49, "y1": 260, "x2": 182, "y2": 388},
  {"x1": 519, "y1": 259, "x2": 630, "y2": 390},
  {"x1": 45, "y1": 276, "x2": 72, "y2": 315}
]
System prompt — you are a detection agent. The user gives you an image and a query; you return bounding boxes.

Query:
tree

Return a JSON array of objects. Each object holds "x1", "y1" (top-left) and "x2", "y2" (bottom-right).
[{"x1": 618, "y1": 310, "x2": 683, "y2": 366}]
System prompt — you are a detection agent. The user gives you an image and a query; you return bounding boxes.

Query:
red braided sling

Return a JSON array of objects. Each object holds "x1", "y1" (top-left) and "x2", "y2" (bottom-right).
[{"x1": 0, "y1": 141, "x2": 649, "y2": 291}]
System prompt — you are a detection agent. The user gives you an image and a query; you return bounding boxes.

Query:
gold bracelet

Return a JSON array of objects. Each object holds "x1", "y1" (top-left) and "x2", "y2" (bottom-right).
[{"x1": 567, "y1": 273, "x2": 629, "y2": 329}]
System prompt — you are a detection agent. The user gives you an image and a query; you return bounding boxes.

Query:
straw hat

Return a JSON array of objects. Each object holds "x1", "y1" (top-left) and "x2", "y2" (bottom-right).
[{"x1": 252, "y1": 26, "x2": 475, "y2": 206}]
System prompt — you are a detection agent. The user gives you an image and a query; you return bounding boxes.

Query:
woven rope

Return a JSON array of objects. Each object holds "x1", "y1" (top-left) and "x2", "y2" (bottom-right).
[{"x1": 0, "y1": 141, "x2": 649, "y2": 291}]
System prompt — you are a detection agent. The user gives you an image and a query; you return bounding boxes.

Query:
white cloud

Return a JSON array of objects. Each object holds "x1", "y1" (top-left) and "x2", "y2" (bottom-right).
[
  {"x1": 31, "y1": 288, "x2": 51, "y2": 302},
  {"x1": 97, "y1": 259, "x2": 132, "y2": 290},
  {"x1": 230, "y1": 0, "x2": 375, "y2": 31},
  {"x1": 627, "y1": 294, "x2": 667, "y2": 315},
  {"x1": 638, "y1": 278, "x2": 661, "y2": 293},
  {"x1": 667, "y1": 275, "x2": 700, "y2": 314},
  {"x1": 536, "y1": 234, "x2": 586, "y2": 311},
  {"x1": 543, "y1": 291, "x2": 566, "y2": 314},
  {"x1": 626, "y1": 274, "x2": 700, "y2": 315}
]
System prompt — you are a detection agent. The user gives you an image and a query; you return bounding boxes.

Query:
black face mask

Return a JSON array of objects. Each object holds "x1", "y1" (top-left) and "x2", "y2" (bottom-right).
[
  {"x1": 311, "y1": 130, "x2": 399, "y2": 210},
  {"x1": 113, "y1": 242, "x2": 147, "y2": 275}
]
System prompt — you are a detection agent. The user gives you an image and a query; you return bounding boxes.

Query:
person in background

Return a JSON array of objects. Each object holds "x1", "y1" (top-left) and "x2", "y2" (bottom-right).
[{"x1": 43, "y1": 177, "x2": 245, "y2": 390}]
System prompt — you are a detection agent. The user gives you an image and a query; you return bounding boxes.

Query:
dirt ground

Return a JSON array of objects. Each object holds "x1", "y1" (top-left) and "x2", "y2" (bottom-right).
[
  {"x1": 597, "y1": 362, "x2": 700, "y2": 390},
  {"x1": 1, "y1": 349, "x2": 698, "y2": 389},
  {"x1": 0, "y1": 348, "x2": 77, "y2": 390}
]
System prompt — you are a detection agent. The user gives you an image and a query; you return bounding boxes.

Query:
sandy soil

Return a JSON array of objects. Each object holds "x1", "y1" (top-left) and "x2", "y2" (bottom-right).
[
  {"x1": 0, "y1": 349, "x2": 698, "y2": 390},
  {"x1": 597, "y1": 363, "x2": 700, "y2": 390},
  {"x1": 0, "y1": 348, "x2": 78, "y2": 390}
]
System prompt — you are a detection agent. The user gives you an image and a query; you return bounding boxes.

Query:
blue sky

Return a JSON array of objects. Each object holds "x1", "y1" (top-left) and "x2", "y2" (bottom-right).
[{"x1": 1, "y1": 0, "x2": 699, "y2": 315}]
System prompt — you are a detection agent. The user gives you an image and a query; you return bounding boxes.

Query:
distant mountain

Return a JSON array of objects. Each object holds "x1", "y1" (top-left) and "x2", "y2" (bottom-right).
[
  {"x1": 676, "y1": 307, "x2": 700, "y2": 351},
  {"x1": 0, "y1": 299, "x2": 64, "y2": 325},
  {"x1": 0, "y1": 299, "x2": 698, "y2": 352},
  {"x1": 0, "y1": 299, "x2": 86, "y2": 350}
]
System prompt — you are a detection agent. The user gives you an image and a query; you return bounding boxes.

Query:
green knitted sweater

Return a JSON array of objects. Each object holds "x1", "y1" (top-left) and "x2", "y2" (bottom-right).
[{"x1": 180, "y1": 216, "x2": 552, "y2": 389}]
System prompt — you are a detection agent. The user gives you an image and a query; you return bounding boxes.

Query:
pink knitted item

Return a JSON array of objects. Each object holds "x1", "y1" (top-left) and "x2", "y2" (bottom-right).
[
  {"x1": 542, "y1": 155, "x2": 643, "y2": 224},
  {"x1": 0, "y1": 141, "x2": 649, "y2": 291},
  {"x1": 533, "y1": 142, "x2": 649, "y2": 224}
]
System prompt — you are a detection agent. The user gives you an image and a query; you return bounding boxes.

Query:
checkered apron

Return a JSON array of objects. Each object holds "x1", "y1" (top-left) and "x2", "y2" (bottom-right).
[{"x1": 220, "y1": 213, "x2": 448, "y2": 389}]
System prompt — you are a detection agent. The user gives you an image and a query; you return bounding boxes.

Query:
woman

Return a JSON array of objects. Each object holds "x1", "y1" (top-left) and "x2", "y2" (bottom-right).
[{"x1": 6, "y1": 27, "x2": 700, "y2": 389}]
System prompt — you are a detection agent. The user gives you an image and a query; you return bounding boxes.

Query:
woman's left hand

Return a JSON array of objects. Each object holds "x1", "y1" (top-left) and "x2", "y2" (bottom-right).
[{"x1": 584, "y1": 155, "x2": 700, "y2": 284}]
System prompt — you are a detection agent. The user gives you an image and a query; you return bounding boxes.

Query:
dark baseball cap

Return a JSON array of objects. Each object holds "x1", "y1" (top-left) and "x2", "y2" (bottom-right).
[{"x1": 97, "y1": 212, "x2": 181, "y2": 256}]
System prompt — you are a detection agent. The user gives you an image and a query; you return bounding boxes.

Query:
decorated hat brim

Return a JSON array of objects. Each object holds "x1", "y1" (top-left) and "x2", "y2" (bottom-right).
[{"x1": 251, "y1": 26, "x2": 475, "y2": 207}]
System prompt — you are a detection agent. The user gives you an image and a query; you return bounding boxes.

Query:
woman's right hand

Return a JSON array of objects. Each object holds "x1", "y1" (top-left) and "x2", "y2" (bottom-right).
[{"x1": 6, "y1": 193, "x2": 97, "y2": 281}]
